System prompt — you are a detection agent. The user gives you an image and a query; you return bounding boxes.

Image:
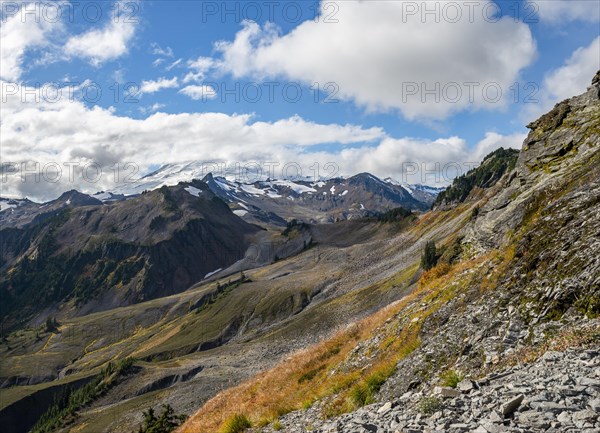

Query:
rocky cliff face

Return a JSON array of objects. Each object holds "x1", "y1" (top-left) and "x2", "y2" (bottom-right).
[{"x1": 464, "y1": 74, "x2": 600, "y2": 251}]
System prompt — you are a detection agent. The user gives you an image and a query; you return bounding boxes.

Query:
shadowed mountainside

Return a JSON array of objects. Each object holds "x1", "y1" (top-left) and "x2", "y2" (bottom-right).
[{"x1": 0, "y1": 181, "x2": 261, "y2": 331}]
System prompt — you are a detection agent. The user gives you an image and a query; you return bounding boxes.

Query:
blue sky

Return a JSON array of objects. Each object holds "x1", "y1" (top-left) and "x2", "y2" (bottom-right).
[{"x1": 1, "y1": 0, "x2": 599, "y2": 200}]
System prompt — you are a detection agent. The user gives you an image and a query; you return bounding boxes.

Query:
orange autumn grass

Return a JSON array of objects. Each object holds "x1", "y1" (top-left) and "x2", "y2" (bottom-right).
[
  {"x1": 178, "y1": 291, "x2": 422, "y2": 432},
  {"x1": 178, "y1": 252, "x2": 495, "y2": 433}
]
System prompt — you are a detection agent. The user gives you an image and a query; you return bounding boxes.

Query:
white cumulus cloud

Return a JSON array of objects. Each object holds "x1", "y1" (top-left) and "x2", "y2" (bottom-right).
[
  {"x1": 0, "y1": 1, "x2": 62, "y2": 81},
  {"x1": 140, "y1": 77, "x2": 179, "y2": 94},
  {"x1": 183, "y1": 56, "x2": 215, "y2": 83},
  {"x1": 543, "y1": 37, "x2": 600, "y2": 102},
  {"x1": 179, "y1": 85, "x2": 218, "y2": 100},
  {"x1": 204, "y1": 1, "x2": 536, "y2": 120},
  {"x1": 64, "y1": 5, "x2": 137, "y2": 66},
  {"x1": 0, "y1": 80, "x2": 525, "y2": 201}
]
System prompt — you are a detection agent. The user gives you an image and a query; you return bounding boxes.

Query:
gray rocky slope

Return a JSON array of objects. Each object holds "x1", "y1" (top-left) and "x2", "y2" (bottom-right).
[{"x1": 263, "y1": 338, "x2": 600, "y2": 433}]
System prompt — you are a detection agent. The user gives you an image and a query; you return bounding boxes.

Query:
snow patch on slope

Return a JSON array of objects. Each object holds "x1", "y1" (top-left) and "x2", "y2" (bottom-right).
[
  {"x1": 239, "y1": 184, "x2": 265, "y2": 196},
  {"x1": 271, "y1": 180, "x2": 317, "y2": 194},
  {"x1": 383, "y1": 177, "x2": 445, "y2": 198},
  {"x1": 204, "y1": 268, "x2": 222, "y2": 279},
  {"x1": 0, "y1": 200, "x2": 17, "y2": 212},
  {"x1": 184, "y1": 186, "x2": 203, "y2": 197}
]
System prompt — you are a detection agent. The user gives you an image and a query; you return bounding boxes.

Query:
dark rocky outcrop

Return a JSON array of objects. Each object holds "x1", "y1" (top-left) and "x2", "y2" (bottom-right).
[
  {"x1": 464, "y1": 71, "x2": 600, "y2": 251},
  {"x1": 133, "y1": 365, "x2": 204, "y2": 397},
  {"x1": 0, "y1": 376, "x2": 95, "y2": 433}
]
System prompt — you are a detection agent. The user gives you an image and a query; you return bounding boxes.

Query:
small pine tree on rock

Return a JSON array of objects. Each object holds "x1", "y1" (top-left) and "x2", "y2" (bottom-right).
[
  {"x1": 137, "y1": 405, "x2": 187, "y2": 433},
  {"x1": 421, "y1": 240, "x2": 438, "y2": 271},
  {"x1": 45, "y1": 317, "x2": 58, "y2": 333}
]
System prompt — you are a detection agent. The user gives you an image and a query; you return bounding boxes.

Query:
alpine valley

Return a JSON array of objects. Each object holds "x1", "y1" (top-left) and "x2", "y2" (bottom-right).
[{"x1": 0, "y1": 73, "x2": 599, "y2": 433}]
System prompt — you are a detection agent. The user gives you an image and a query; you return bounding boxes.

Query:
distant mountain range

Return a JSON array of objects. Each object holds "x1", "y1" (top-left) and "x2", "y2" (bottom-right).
[
  {"x1": 105, "y1": 161, "x2": 445, "y2": 204},
  {"x1": 2, "y1": 169, "x2": 445, "y2": 228},
  {"x1": 200, "y1": 172, "x2": 442, "y2": 225}
]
